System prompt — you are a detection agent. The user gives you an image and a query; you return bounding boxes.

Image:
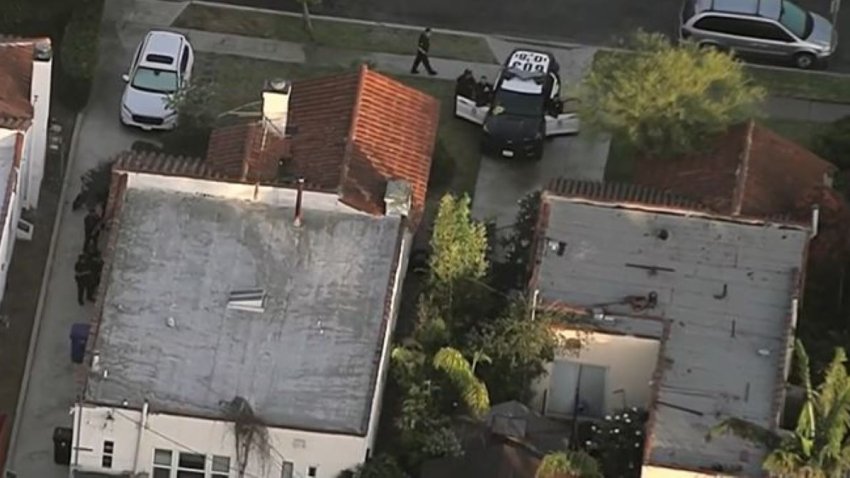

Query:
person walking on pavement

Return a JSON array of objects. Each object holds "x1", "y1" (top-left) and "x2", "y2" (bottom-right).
[
  {"x1": 475, "y1": 75, "x2": 493, "y2": 106},
  {"x1": 74, "y1": 254, "x2": 92, "y2": 306},
  {"x1": 84, "y1": 208, "x2": 101, "y2": 251},
  {"x1": 411, "y1": 27, "x2": 437, "y2": 76}
]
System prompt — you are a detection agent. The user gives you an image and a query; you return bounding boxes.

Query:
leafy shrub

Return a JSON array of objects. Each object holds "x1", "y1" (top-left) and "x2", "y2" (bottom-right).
[{"x1": 59, "y1": 0, "x2": 104, "y2": 110}]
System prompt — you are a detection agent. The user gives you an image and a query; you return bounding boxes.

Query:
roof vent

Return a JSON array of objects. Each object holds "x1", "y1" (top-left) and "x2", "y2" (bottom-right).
[
  {"x1": 384, "y1": 179, "x2": 412, "y2": 217},
  {"x1": 655, "y1": 228, "x2": 669, "y2": 241},
  {"x1": 227, "y1": 289, "x2": 266, "y2": 312},
  {"x1": 33, "y1": 40, "x2": 52, "y2": 61}
]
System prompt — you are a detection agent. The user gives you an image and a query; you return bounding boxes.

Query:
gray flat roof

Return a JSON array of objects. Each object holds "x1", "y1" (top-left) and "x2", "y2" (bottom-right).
[
  {"x1": 535, "y1": 196, "x2": 808, "y2": 474},
  {"x1": 86, "y1": 187, "x2": 403, "y2": 435}
]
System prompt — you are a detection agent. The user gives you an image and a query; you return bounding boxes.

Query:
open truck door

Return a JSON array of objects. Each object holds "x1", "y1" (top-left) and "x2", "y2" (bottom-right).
[
  {"x1": 545, "y1": 113, "x2": 580, "y2": 137},
  {"x1": 454, "y1": 95, "x2": 489, "y2": 125}
]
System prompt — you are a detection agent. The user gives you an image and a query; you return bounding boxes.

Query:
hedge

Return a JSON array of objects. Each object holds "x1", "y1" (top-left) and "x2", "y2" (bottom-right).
[{"x1": 59, "y1": 0, "x2": 104, "y2": 110}]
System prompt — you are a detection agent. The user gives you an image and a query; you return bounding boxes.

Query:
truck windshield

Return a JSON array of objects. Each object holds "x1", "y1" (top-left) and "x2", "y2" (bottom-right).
[
  {"x1": 491, "y1": 90, "x2": 544, "y2": 118},
  {"x1": 779, "y1": 0, "x2": 813, "y2": 39}
]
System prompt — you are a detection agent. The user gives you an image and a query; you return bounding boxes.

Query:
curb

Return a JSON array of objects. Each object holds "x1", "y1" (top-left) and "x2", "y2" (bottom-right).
[{"x1": 5, "y1": 110, "x2": 84, "y2": 472}]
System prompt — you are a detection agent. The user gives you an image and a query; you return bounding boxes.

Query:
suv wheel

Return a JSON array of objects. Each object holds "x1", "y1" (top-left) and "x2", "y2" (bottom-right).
[{"x1": 794, "y1": 52, "x2": 816, "y2": 69}]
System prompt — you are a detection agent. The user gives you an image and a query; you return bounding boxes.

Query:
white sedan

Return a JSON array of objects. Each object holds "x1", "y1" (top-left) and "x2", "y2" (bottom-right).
[{"x1": 120, "y1": 30, "x2": 194, "y2": 131}]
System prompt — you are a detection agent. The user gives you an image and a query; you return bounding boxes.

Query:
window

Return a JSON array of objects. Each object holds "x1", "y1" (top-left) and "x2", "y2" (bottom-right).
[
  {"x1": 490, "y1": 90, "x2": 544, "y2": 118},
  {"x1": 281, "y1": 462, "x2": 294, "y2": 478},
  {"x1": 211, "y1": 455, "x2": 230, "y2": 478},
  {"x1": 180, "y1": 46, "x2": 190, "y2": 74},
  {"x1": 307, "y1": 466, "x2": 318, "y2": 477},
  {"x1": 102, "y1": 441, "x2": 114, "y2": 469},
  {"x1": 177, "y1": 452, "x2": 205, "y2": 478},
  {"x1": 131, "y1": 67, "x2": 179, "y2": 94},
  {"x1": 693, "y1": 16, "x2": 755, "y2": 37},
  {"x1": 748, "y1": 21, "x2": 794, "y2": 41},
  {"x1": 153, "y1": 449, "x2": 172, "y2": 478},
  {"x1": 779, "y1": 0, "x2": 814, "y2": 38}
]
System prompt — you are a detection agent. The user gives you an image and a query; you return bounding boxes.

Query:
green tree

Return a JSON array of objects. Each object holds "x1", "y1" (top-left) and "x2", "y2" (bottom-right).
[
  {"x1": 813, "y1": 115, "x2": 850, "y2": 171},
  {"x1": 433, "y1": 347, "x2": 491, "y2": 417},
  {"x1": 579, "y1": 31, "x2": 765, "y2": 156},
  {"x1": 429, "y1": 194, "x2": 488, "y2": 289},
  {"x1": 467, "y1": 300, "x2": 557, "y2": 403},
  {"x1": 535, "y1": 450, "x2": 602, "y2": 478},
  {"x1": 708, "y1": 341, "x2": 850, "y2": 478}
]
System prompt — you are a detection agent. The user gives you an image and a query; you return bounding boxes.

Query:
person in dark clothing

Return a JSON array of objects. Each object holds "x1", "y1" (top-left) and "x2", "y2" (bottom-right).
[
  {"x1": 475, "y1": 76, "x2": 493, "y2": 106},
  {"x1": 74, "y1": 254, "x2": 92, "y2": 306},
  {"x1": 84, "y1": 208, "x2": 101, "y2": 251},
  {"x1": 88, "y1": 251, "x2": 104, "y2": 292},
  {"x1": 455, "y1": 69, "x2": 477, "y2": 100},
  {"x1": 410, "y1": 27, "x2": 437, "y2": 75}
]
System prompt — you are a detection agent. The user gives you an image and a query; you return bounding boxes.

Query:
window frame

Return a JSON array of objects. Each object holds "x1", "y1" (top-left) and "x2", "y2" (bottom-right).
[
  {"x1": 180, "y1": 46, "x2": 190, "y2": 75},
  {"x1": 693, "y1": 15, "x2": 757, "y2": 38},
  {"x1": 102, "y1": 440, "x2": 114, "y2": 469}
]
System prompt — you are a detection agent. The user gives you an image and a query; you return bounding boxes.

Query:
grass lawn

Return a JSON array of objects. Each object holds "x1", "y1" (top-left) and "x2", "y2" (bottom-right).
[
  {"x1": 190, "y1": 53, "x2": 482, "y2": 201},
  {"x1": 592, "y1": 50, "x2": 850, "y2": 104},
  {"x1": 174, "y1": 4, "x2": 497, "y2": 64}
]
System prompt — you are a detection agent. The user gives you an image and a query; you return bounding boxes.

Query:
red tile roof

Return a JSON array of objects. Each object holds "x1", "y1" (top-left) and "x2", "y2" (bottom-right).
[
  {"x1": 207, "y1": 122, "x2": 290, "y2": 181},
  {"x1": 113, "y1": 151, "x2": 225, "y2": 180},
  {"x1": 547, "y1": 178, "x2": 708, "y2": 211},
  {"x1": 634, "y1": 120, "x2": 836, "y2": 222},
  {"x1": 0, "y1": 39, "x2": 39, "y2": 130},
  {"x1": 206, "y1": 66, "x2": 440, "y2": 227}
]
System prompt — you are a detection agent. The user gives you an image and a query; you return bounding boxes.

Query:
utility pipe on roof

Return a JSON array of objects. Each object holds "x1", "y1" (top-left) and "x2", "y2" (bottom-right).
[
  {"x1": 132, "y1": 401, "x2": 149, "y2": 473},
  {"x1": 811, "y1": 205, "x2": 820, "y2": 238}
]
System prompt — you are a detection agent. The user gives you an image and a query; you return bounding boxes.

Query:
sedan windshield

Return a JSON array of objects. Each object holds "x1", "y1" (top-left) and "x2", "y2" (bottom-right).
[
  {"x1": 779, "y1": 0, "x2": 813, "y2": 39},
  {"x1": 491, "y1": 90, "x2": 544, "y2": 118},
  {"x1": 132, "y1": 67, "x2": 178, "y2": 94}
]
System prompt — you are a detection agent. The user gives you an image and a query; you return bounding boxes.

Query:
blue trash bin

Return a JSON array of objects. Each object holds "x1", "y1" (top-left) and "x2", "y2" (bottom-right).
[{"x1": 70, "y1": 323, "x2": 91, "y2": 364}]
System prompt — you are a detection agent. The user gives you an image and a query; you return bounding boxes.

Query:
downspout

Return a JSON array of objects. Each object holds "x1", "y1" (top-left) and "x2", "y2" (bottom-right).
[
  {"x1": 530, "y1": 289, "x2": 540, "y2": 321},
  {"x1": 811, "y1": 205, "x2": 820, "y2": 239},
  {"x1": 73, "y1": 402, "x2": 82, "y2": 468},
  {"x1": 132, "y1": 401, "x2": 149, "y2": 473}
]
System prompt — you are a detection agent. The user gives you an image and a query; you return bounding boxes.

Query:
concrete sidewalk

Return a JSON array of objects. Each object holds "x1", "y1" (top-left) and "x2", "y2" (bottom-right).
[{"x1": 764, "y1": 96, "x2": 850, "y2": 122}]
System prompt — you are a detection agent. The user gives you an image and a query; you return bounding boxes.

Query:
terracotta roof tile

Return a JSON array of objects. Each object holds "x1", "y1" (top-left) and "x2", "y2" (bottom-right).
[
  {"x1": 634, "y1": 120, "x2": 836, "y2": 223},
  {"x1": 0, "y1": 40, "x2": 36, "y2": 129},
  {"x1": 207, "y1": 122, "x2": 289, "y2": 181},
  {"x1": 113, "y1": 151, "x2": 223, "y2": 179},
  {"x1": 547, "y1": 178, "x2": 708, "y2": 210},
  {"x1": 207, "y1": 66, "x2": 439, "y2": 228}
]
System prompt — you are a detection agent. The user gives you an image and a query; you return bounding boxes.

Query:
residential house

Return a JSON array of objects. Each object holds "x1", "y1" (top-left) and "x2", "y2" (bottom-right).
[
  {"x1": 527, "y1": 179, "x2": 811, "y2": 476},
  {"x1": 633, "y1": 120, "x2": 846, "y2": 266},
  {"x1": 0, "y1": 37, "x2": 53, "y2": 305},
  {"x1": 205, "y1": 65, "x2": 440, "y2": 229},
  {"x1": 71, "y1": 153, "x2": 414, "y2": 478}
]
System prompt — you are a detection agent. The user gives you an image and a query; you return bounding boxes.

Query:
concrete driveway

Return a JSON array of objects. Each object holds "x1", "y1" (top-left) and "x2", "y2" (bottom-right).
[
  {"x1": 472, "y1": 41, "x2": 610, "y2": 228},
  {"x1": 5, "y1": 3, "x2": 179, "y2": 477}
]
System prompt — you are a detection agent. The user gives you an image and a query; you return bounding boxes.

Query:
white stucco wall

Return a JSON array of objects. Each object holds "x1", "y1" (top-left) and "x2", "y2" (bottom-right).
[
  {"x1": 641, "y1": 465, "x2": 737, "y2": 477},
  {"x1": 530, "y1": 329, "x2": 661, "y2": 416},
  {"x1": 24, "y1": 52, "x2": 51, "y2": 209},
  {"x1": 72, "y1": 405, "x2": 370, "y2": 478},
  {"x1": 0, "y1": 129, "x2": 21, "y2": 307}
]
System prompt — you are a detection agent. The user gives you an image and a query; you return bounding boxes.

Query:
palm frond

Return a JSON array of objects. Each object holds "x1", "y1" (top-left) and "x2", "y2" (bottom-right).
[
  {"x1": 796, "y1": 340, "x2": 817, "y2": 443},
  {"x1": 433, "y1": 347, "x2": 491, "y2": 417}
]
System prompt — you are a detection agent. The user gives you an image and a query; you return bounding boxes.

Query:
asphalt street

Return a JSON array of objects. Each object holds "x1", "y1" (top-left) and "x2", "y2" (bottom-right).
[{"x1": 213, "y1": 0, "x2": 850, "y2": 72}]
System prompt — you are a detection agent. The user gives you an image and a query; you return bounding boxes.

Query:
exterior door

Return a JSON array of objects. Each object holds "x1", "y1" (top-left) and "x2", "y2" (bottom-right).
[
  {"x1": 546, "y1": 360, "x2": 607, "y2": 418},
  {"x1": 454, "y1": 96, "x2": 488, "y2": 125}
]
